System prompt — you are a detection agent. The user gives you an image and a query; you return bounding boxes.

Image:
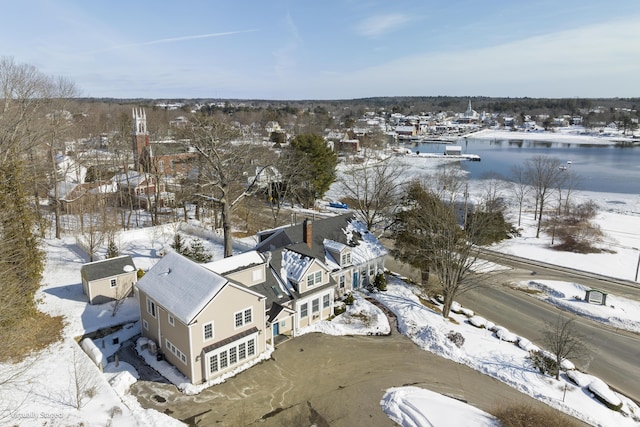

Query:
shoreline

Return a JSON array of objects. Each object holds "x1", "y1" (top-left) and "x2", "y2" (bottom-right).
[{"x1": 463, "y1": 128, "x2": 639, "y2": 146}]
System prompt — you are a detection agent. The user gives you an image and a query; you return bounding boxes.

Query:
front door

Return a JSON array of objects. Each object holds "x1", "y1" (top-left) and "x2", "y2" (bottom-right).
[
  {"x1": 353, "y1": 271, "x2": 359, "y2": 289},
  {"x1": 273, "y1": 322, "x2": 280, "y2": 336}
]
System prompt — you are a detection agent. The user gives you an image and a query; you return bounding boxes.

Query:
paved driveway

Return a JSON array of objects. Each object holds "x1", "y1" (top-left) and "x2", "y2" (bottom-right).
[{"x1": 129, "y1": 331, "x2": 586, "y2": 426}]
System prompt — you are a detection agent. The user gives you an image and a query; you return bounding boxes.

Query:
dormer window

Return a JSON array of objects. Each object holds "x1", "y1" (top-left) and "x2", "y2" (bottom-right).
[
  {"x1": 306, "y1": 270, "x2": 322, "y2": 288},
  {"x1": 340, "y1": 252, "x2": 351, "y2": 266}
]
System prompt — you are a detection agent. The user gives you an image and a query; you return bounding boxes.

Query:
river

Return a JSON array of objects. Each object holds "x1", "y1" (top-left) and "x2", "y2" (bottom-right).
[{"x1": 412, "y1": 137, "x2": 640, "y2": 194}]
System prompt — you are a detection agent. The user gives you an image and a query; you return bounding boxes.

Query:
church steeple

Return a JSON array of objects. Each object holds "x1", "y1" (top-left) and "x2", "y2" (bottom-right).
[{"x1": 132, "y1": 108, "x2": 149, "y2": 171}]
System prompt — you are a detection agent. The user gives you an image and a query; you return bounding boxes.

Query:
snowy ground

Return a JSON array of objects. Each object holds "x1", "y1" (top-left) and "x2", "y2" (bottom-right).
[{"x1": 2, "y1": 131, "x2": 640, "y2": 425}]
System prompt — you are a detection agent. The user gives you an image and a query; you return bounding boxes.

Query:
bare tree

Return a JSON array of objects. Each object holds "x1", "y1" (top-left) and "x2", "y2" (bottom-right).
[
  {"x1": 64, "y1": 346, "x2": 98, "y2": 409},
  {"x1": 541, "y1": 316, "x2": 588, "y2": 380},
  {"x1": 524, "y1": 156, "x2": 565, "y2": 238},
  {"x1": 44, "y1": 77, "x2": 80, "y2": 239},
  {"x1": 339, "y1": 157, "x2": 403, "y2": 233},
  {"x1": 430, "y1": 165, "x2": 467, "y2": 204},
  {"x1": 510, "y1": 164, "x2": 530, "y2": 227},
  {"x1": 392, "y1": 179, "x2": 498, "y2": 317},
  {"x1": 182, "y1": 116, "x2": 270, "y2": 257}
]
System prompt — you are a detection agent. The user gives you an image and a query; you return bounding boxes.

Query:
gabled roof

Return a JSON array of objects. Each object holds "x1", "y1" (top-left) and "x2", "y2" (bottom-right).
[
  {"x1": 81, "y1": 255, "x2": 136, "y2": 282},
  {"x1": 203, "y1": 251, "x2": 265, "y2": 276},
  {"x1": 255, "y1": 214, "x2": 387, "y2": 267},
  {"x1": 135, "y1": 252, "x2": 229, "y2": 325}
]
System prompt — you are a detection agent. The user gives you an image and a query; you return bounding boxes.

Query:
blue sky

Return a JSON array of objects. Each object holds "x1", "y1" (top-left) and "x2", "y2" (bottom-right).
[{"x1": 2, "y1": 1, "x2": 639, "y2": 100}]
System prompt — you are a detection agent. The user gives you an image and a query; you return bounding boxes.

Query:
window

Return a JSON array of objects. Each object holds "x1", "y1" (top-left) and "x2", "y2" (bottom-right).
[
  {"x1": 220, "y1": 350, "x2": 228, "y2": 369},
  {"x1": 238, "y1": 342, "x2": 246, "y2": 360},
  {"x1": 369, "y1": 264, "x2": 374, "y2": 276},
  {"x1": 229, "y1": 347, "x2": 237, "y2": 364},
  {"x1": 300, "y1": 303, "x2": 308, "y2": 318},
  {"x1": 306, "y1": 271, "x2": 322, "y2": 288},
  {"x1": 280, "y1": 320, "x2": 286, "y2": 327},
  {"x1": 341, "y1": 252, "x2": 351, "y2": 266},
  {"x1": 146, "y1": 297, "x2": 156, "y2": 318},
  {"x1": 234, "y1": 307, "x2": 253, "y2": 328},
  {"x1": 323, "y1": 294, "x2": 330, "y2": 309},
  {"x1": 110, "y1": 278, "x2": 117, "y2": 288},
  {"x1": 209, "y1": 354, "x2": 218, "y2": 373},
  {"x1": 168, "y1": 314, "x2": 175, "y2": 326},
  {"x1": 143, "y1": 319, "x2": 148, "y2": 330},
  {"x1": 165, "y1": 339, "x2": 186, "y2": 365},
  {"x1": 247, "y1": 339, "x2": 255, "y2": 356},
  {"x1": 203, "y1": 322, "x2": 214, "y2": 340},
  {"x1": 339, "y1": 275, "x2": 345, "y2": 288},
  {"x1": 312, "y1": 299, "x2": 319, "y2": 313}
]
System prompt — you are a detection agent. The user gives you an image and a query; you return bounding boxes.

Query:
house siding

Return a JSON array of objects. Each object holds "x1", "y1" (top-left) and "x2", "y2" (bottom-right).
[
  {"x1": 191, "y1": 285, "x2": 266, "y2": 384},
  {"x1": 85, "y1": 271, "x2": 136, "y2": 305},
  {"x1": 224, "y1": 264, "x2": 266, "y2": 287}
]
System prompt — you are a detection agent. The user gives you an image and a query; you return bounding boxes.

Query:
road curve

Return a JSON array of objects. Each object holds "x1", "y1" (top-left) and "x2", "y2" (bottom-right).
[{"x1": 457, "y1": 250, "x2": 640, "y2": 404}]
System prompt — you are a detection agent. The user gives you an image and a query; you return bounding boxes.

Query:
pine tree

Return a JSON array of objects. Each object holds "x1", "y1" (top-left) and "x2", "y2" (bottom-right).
[
  {"x1": 171, "y1": 233, "x2": 185, "y2": 253},
  {"x1": 106, "y1": 237, "x2": 119, "y2": 258},
  {"x1": 186, "y1": 238, "x2": 213, "y2": 263}
]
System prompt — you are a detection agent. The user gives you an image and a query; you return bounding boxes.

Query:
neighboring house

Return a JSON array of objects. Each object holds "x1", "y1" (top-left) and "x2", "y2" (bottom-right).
[
  {"x1": 135, "y1": 251, "x2": 268, "y2": 385},
  {"x1": 113, "y1": 171, "x2": 174, "y2": 209},
  {"x1": 203, "y1": 246, "x2": 335, "y2": 344},
  {"x1": 255, "y1": 214, "x2": 388, "y2": 299},
  {"x1": 81, "y1": 255, "x2": 137, "y2": 305}
]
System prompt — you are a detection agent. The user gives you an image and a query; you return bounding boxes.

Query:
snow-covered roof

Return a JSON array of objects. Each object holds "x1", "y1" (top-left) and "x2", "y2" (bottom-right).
[
  {"x1": 113, "y1": 171, "x2": 150, "y2": 187},
  {"x1": 323, "y1": 239, "x2": 347, "y2": 254},
  {"x1": 280, "y1": 249, "x2": 313, "y2": 284},
  {"x1": 81, "y1": 255, "x2": 136, "y2": 282},
  {"x1": 346, "y1": 220, "x2": 388, "y2": 265},
  {"x1": 203, "y1": 251, "x2": 265, "y2": 275},
  {"x1": 136, "y1": 251, "x2": 229, "y2": 325}
]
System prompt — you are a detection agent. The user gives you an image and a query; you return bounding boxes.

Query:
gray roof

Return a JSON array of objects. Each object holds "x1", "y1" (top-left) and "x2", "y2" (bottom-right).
[
  {"x1": 81, "y1": 255, "x2": 136, "y2": 282},
  {"x1": 135, "y1": 252, "x2": 229, "y2": 325},
  {"x1": 255, "y1": 214, "x2": 357, "y2": 261}
]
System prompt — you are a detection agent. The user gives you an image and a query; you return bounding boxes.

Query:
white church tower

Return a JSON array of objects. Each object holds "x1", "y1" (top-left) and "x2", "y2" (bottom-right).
[{"x1": 132, "y1": 108, "x2": 149, "y2": 171}]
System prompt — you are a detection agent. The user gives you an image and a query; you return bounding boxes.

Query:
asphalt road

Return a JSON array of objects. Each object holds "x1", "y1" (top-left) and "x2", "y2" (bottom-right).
[
  {"x1": 454, "y1": 250, "x2": 640, "y2": 404},
  {"x1": 131, "y1": 332, "x2": 587, "y2": 426}
]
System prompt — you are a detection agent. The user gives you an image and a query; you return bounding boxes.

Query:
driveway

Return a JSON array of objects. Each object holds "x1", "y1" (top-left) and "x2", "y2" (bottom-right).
[{"x1": 129, "y1": 331, "x2": 587, "y2": 426}]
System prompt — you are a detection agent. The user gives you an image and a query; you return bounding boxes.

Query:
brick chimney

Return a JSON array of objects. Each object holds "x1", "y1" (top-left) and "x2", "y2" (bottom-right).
[{"x1": 303, "y1": 219, "x2": 312, "y2": 249}]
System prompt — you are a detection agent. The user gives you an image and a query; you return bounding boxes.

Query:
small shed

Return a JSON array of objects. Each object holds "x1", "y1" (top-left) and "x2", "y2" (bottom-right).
[
  {"x1": 81, "y1": 255, "x2": 137, "y2": 305},
  {"x1": 584, "y1": 289, "x2": 608, "y2": 306},
  {"x1": 445, "y1": 145, "x2": 462, "y2": 156}
]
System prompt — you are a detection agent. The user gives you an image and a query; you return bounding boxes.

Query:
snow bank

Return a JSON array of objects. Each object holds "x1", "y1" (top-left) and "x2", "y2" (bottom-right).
[
  {"x1": 588, "y1": 378, "x2": 623, "y2": 410},
  {"x1": 81, "y1": 337, "x2": 107, "y2": 369},
  {"x1": 381, "y1": 386, "x2": 498, "y2": 427}
]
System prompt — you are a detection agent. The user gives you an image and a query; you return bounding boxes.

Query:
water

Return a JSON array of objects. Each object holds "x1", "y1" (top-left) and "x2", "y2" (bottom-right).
[{"x1": 412, "y1": 138, "x2": 640, "y2": 194}]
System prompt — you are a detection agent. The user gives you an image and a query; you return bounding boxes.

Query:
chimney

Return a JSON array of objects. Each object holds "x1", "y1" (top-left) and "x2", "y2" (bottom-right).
[{"x1": 303, "y1": 219, "x2": 312, "y2": 249}]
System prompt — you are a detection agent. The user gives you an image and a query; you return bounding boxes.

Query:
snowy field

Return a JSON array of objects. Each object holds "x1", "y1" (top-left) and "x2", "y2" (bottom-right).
[{"x1": 2, "y1": 132, "x2": 640, "y2": 425}]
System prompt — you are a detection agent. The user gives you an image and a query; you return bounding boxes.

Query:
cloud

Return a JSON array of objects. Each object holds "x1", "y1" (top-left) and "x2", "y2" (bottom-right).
[
  {"x1": 356, "y1": 13, "x2": 411, "y2": 38},
  {"x1": 90, "y1": 30, "x2": 258, "y2": 54},
  {"x1": 330, "y1": 16, "x2": 640, "y2": 98}
]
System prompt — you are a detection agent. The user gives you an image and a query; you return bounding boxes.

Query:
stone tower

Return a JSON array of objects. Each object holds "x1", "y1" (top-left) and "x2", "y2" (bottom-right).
[{"x1": 132, "y1": 108, "x2": 149, "y2": 171}]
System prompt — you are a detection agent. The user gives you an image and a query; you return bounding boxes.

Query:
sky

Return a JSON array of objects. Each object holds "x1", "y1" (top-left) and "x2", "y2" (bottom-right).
[{"x1": 2, "y1": 1, "x2": 640, "y2": 100}]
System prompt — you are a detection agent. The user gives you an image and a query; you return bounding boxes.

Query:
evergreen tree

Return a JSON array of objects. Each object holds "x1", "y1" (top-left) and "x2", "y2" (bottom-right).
[
  {"x1": 106, "y1": 236, "x2": 119, "y2": 258},
  {"x1": 185, "y1": 238, "x2": 213, "y2": 263},
  {"x1": 171, "y1": 233, "x2": 185, "y2": 253},
  {"x1": 288, "y1": 133, "x2": 338, "y2": 208},
  {"x1": 0, "y1": 160, "x2": 45, "y2": 325}
]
